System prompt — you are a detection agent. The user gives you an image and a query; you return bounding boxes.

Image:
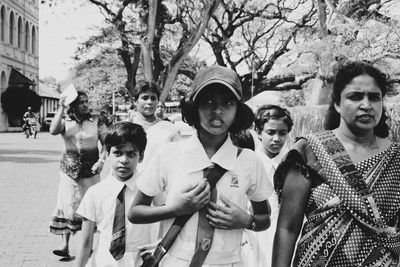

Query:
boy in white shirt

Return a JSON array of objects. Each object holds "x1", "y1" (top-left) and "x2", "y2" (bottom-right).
[{"x1": 76, "y1": 122, "x2": 151, "y2": 267}]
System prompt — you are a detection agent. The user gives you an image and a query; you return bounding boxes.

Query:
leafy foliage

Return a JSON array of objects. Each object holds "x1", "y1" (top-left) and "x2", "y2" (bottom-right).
[{"x1": 72, "y1": 50, "x2": 129, "y2": 113}]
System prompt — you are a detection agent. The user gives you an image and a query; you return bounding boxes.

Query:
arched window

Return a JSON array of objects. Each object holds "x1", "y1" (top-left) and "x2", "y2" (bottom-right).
[
  {"x1": 0, "y1": 6, "x2": 5, "y2": 42},
  {"x1": 17, "y1": 17, "x2": 22, "y2": 48},
  {"x1": 31, "y1": 26, "x2": 36, "y2": 55},
  {"x1": 25, "y1": 22, "x2": 29, "y2": 51},
  {"x1": 9, "y1": 11, "x2": 14, "y2": 45}
]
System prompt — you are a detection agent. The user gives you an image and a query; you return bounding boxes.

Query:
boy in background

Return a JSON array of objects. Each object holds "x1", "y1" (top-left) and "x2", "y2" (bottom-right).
[{"x1": 76, "y1": 122, "x2": 152, "y2": 267}]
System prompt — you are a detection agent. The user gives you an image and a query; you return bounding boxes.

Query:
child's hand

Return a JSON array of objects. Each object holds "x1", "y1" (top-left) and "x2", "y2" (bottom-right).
[
  {"x1": 206, "y1": 194, "x2": 251, "y2": 230},
  {"x1": 137, "y1": 239, "x2": 160, "y2": 258},
  {"x1": 170, "y1": 179, "x2": 210, "y2": 216}
]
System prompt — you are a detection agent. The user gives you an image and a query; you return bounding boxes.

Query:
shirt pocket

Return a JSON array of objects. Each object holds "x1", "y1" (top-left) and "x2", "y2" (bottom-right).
[{"x1": 216, "y1": 172, "x2": 247, "y2": 210}]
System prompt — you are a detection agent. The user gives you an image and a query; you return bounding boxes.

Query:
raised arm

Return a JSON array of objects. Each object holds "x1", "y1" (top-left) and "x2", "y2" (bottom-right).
[
  {"x1": 272, "y1": 168, "x2": 311, "y2": 267},
  {"x1": 50, "y1": 97, "x2": 67, "y2": 135}
]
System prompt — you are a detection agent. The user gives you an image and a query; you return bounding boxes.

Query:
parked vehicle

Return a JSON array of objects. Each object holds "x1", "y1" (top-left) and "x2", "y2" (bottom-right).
[
  {"x1": 42, "y1": 112, "x2": 55, "y2": 131},
  {"x1": 115, "y1": 112, "x2": 128, "y2": 122}
]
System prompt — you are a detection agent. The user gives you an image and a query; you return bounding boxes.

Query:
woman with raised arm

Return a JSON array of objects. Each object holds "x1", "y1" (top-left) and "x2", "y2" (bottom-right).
[
  {"x1": 49, "y1": 91, "x2": 107, "y2": 258},
  {"x1": 272, "y1": 61, "x2": 400, "y2": 266}
]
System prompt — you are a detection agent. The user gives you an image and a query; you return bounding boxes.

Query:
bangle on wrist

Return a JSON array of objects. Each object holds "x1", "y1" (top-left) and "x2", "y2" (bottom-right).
[{"x1": 245, "y1": 215, "x2": 256, "y2": 230}]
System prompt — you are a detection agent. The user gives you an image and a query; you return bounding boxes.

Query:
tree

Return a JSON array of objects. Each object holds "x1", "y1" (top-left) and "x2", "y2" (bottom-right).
[
  {"x1": 69, "y1": 0, "x2": 221, "y2": 101},
  {"x1": 71, "y1": 47, "x2": 203, "y2": 111},
  {"x1": 202, "y1": 0, "x2": 317, "y2": 100},
  {"x1": 43, "y1": 0, "x2": 400, "y2": 105},
  {"x1": 72, "y1": 49, "x2": 129, "y2": 113},
  {"x1": 202, "y1": 0, "x2": 399, "y2": 103}
]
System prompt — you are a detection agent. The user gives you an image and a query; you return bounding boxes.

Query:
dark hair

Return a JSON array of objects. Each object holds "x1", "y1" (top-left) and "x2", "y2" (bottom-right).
[
  {"x1": 67, "y1": 91, "x2": 89, "y2": 118},
  {"x1": 105, "y1": 121, "x2": 147, "y2": 153},
  {"x1": 231, "y1": 130, "x2": 255, "y2": 151},
  {"x1": 324, "y1": 61, "x2": 389, "y2": 137},
  {"x1": 133, "y1": 81, "x2": 161, "y2": 101},
  {"x1": 254, "y1": 104, "x2": 293, "y2": 133},
  {"x1": 181, "y1": 85, "x2": 254, "y2": 134}
]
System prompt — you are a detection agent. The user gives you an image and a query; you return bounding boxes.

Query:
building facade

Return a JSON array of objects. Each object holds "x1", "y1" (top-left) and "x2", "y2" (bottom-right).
[
  {"x1": 38, "y1": 79, "x2": 59, "y2": 127},
  {"x1": 0, "y1": 0, "x2": 39, "y2": 131}
]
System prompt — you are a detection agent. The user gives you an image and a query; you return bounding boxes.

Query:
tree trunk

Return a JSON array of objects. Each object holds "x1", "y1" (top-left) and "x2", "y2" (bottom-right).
[
  {"x1": 306, "y1": 77, "x2": 331, "y2": 105},
  {"x1": 159, "y1": 0, "x2": 222, "y2": 101},
  {"x1": 316, "y1": 0, "x2": 328, "y2": 37},
  {"x1": 142, "y1": 0, "x2": 158, "y2": 83}
]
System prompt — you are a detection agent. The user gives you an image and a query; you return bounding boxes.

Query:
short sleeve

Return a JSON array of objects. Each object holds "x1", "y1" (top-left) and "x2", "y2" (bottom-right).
[
  {"x1": 246, "y1": 151, "x2": 273, "y2": 202},
  {"x1": 76, "y1": 186, "x2": 96, "y2": 222},
  {"x1": 136, "y1": 146, "x2": 167, "y2": 197},
  {"x1": 274, "y1": 138, "x2": 322, "y2": 203}
]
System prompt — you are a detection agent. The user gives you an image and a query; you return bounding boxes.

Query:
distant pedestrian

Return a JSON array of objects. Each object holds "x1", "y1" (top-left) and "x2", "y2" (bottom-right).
[
  {"x1": 76, "y1": 122, "x2": 151, "y2": 267},
  {"x1": 22, "y1": 106, "x2": 38, "y2": 138},
  {"x1": 155, "y1": 101, "x2": 171, "y2": 122},
  {"x1": 49, "y1": 91, "x2": 107, "y2": 258}
]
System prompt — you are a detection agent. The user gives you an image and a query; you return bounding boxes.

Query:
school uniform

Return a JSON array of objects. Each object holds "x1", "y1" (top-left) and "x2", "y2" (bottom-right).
[
  {"x1": 243, "y1": 149, "x2": 285, "y2": 267},
  {"x1": 77, "y1": 172, "x2": 154, "y2": 267},
  {"x1": 129, "y1": 116, "x2": 179, "y2": 172},
  {"x1": 136, "y1": 134, "x2": 273, "y2": 266}
]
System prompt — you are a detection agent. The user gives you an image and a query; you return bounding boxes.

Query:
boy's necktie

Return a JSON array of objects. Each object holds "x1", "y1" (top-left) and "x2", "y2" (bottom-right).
[{"x1": 110, "y1": 184, "x2": 126, "y2": 260}]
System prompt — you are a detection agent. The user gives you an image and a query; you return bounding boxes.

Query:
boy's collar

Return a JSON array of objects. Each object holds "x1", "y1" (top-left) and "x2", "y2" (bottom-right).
[{"x1": 109, "y1": 171, "x2": 137, "y2": 192}]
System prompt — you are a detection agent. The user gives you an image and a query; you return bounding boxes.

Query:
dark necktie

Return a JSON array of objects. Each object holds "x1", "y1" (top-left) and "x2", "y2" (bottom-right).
[
  {"x1": 110, "y1": 184, "x2": 126, "y2": 260},
  {"x1": 190, "y1": 164, "x2": 225, "y2": 267}
]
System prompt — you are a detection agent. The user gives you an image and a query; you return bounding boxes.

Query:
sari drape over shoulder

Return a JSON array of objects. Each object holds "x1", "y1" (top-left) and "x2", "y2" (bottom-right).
[{"x1": 275, "y1": 131, "x2": 400, "y2": 267}]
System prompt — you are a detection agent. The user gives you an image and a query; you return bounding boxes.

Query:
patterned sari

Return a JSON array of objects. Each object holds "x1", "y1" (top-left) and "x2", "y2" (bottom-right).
[{"x1": 275, "y1": 131, "x2": 400, "y2": 267}]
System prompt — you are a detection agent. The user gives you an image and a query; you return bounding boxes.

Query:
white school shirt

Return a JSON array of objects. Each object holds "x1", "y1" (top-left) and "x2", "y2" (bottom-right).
[
  {"x1": 130, "y1": 117, "x2": 179, "y2": 173},
  {"x1": 245, "y1": 149, "x2": 285, "y2": 267},
  {"x1": 136, "y1": 134, "x2": 273, "y2": 265},
  {"x1": 77, "y1": 172, "x2": 154, "y2": 267}
]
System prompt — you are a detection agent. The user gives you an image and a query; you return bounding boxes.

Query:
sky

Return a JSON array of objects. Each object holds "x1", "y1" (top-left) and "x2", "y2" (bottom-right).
[{"x1": 39, "y1": 1, "x2": 104, "y2": 81}]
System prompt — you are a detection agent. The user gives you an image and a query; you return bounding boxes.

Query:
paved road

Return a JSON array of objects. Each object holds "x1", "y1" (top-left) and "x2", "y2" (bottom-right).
[{"x1": 0, "y1": 132, "x2": 109, "y2": 266}]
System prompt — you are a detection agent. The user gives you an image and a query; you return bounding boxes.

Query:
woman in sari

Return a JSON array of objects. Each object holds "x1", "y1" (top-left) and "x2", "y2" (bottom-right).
[{"x1": 272, "y1": 61, "x2": 400, "y2": 267}]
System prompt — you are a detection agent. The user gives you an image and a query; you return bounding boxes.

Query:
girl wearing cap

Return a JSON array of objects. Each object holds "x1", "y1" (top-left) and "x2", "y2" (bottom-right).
[{"x1": 129, "y1": 65, "x2": 272, "y2": 266}]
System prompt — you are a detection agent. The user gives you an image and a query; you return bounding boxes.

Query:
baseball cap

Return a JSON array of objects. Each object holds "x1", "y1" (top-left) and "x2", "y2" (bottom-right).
[{"x1": 191, "y1": 65, "x2": 243, "y2": 101}]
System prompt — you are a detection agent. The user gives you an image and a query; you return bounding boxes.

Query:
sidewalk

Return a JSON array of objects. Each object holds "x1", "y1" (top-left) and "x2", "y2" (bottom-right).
[{"x1": 0, "y1": 132, "x2": 109, "y2": 266}]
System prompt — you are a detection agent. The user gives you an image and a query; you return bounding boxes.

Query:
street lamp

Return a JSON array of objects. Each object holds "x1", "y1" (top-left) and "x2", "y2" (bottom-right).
[{"x1": 111, "y1": 89, "x2": 120, "y2": 123}]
